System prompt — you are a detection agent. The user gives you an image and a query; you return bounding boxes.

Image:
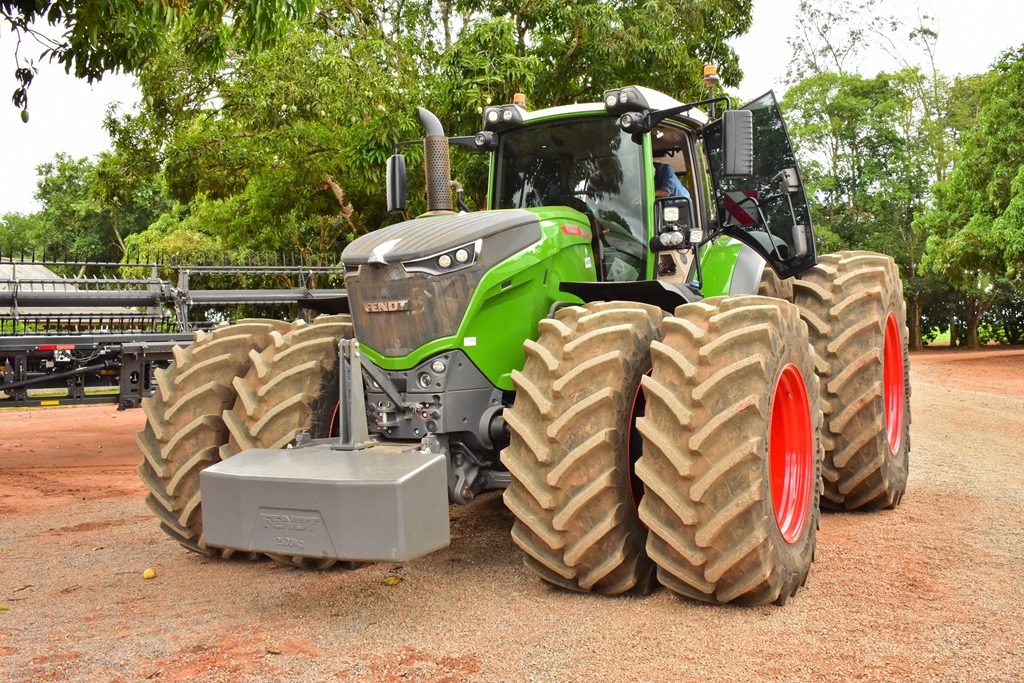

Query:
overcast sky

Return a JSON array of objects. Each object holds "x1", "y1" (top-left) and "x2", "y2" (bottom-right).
[{"x1": 2, "y1": 0, "x2": 1023, "y2": 216}]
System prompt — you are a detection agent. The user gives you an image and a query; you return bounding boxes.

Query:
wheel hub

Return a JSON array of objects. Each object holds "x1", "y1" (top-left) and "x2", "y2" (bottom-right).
[
  {"x1": 883, "y1": 312, "x2": 905, "y2": 454},
  {"x1": 769, "y1": 364, "x2": 814, "y2": 544}
]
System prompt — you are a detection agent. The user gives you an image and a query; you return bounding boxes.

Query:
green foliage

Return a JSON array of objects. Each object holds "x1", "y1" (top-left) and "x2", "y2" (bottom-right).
[
  {"x1": 5, "y1": 152, "x2": 170, "y2": 258},
  {"x1": 917, "y1": 44, "x2": 1024, "y2": 346},
  {"x1": 0, "y1": 211, "x2": 38, "y2": 256},
  {"x1": 93, "y1": 0, "x2": 754, "y2": 262},
  {"x1": 3, "y1": 0, "x2": 314, "y2": 111}
]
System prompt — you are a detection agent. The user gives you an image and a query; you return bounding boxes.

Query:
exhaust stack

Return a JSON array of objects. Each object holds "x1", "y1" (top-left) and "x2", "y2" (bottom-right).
[{"x1": 418, "y1": 107, "x2": 453, "y2": 213}]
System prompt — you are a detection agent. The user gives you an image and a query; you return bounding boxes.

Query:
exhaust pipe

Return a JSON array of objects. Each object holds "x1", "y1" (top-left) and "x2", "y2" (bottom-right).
[{"x1": 418, "y1": 107, "x2": 453, "y2": 213}]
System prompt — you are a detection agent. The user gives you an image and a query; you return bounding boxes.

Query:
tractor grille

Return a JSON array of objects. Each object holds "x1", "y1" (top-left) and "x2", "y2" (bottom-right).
[
  {"x1": 347, "y1": 262, "x2": 478, "y2": 357},
  {"x1": 342, "y1": 211, "x2": 543, "y2": 358}
]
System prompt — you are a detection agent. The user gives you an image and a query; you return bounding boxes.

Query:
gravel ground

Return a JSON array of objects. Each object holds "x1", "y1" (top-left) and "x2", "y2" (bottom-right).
[{"x1": 1, "y1": 350, "x2": 1023, "y2": 682}]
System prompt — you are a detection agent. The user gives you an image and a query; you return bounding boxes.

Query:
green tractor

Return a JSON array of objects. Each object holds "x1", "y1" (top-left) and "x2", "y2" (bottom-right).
[{"x1": 137, "y1": 83, "x2": 911, "y2": 606}]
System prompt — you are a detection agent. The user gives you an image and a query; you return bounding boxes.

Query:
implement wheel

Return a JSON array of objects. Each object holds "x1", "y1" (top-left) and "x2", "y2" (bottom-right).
[
  {"x1": 136, "y1": 319, "x2": 292, "y2": 557},
  {"x1": 636, "y1": 296, "x2": 822, "y2": 605},
  {"x1": 221, "y1": 314, "x2": 353, "y2": 568},
  {"x1": 793, "y1": 251, "x2": 911, "y2": 510},
  {"x1": 501, "y1": 301, "x2": 665, "y2": 594}
]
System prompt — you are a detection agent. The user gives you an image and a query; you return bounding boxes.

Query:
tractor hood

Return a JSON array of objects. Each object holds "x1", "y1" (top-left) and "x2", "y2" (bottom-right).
[
  {"x1": 342, "y1": 210, "x2": 542, "y2": 358},
  {"x1": 342, "y1": 210, "x2": 541, "y2": 266}
]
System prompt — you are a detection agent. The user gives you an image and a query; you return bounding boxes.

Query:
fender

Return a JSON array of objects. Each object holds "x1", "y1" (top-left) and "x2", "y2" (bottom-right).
[{"x1": 559, "y1": 279, "x2": 702, "y2": 313}]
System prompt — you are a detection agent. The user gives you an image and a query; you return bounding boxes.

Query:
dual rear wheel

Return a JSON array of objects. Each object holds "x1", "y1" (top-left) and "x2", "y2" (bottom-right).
[
  {"x1": 502, "y1": 297, "x2": 822, "y2": 605},
  {"x1": 504, "y1": 251, "x2": 911, "y2": 604}
]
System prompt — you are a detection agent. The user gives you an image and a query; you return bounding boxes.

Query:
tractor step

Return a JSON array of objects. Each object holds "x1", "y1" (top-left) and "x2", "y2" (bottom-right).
[{"x1": 199, "y1": 442, "x2": 449, "y2": 562}]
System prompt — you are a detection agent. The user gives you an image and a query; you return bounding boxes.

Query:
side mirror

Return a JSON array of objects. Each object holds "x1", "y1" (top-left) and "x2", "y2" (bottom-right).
[
  {"x1": 722, "y1": 110, "x2": 754, "y2": 177},
  {"x1": 386, "y1": 154, "x2": 407, "y2": 215}
]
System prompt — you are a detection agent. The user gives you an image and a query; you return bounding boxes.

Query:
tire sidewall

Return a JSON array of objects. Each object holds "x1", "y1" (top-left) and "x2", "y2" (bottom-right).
[
  {"x1": 882, "y1": 276, "x2": 911, "y2": 501},
  {"x1": 761, "y1": 311, "x2": 821, "y2": 583}
]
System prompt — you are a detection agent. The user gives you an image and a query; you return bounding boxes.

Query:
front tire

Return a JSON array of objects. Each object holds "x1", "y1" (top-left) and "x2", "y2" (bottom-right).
[
  {"x1": 636, "y1": 296, "x2": 822, "y2": 605},
  {"x1": 136, "y1": 319, "x2": 292, "y2": 557},
  {"x1": 221, "y1": 315, "x2": 354, "y2": 568},
  {"x1": 501, "y1": 301, "x2": 665, "y2": 594}
]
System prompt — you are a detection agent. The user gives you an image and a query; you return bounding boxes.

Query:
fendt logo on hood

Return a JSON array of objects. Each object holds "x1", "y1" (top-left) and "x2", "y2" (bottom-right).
[{"x1": 363, "y1": 299, "x2": 410, "y2": 313}]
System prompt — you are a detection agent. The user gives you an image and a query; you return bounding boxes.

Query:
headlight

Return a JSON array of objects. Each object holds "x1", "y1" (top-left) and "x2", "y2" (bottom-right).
[
  {"x1": 418, "y1": 373, "x2": 432, "y2": 389},
  {"x1": 431, "y1": 360, "x2": 446, "y2": 373}
]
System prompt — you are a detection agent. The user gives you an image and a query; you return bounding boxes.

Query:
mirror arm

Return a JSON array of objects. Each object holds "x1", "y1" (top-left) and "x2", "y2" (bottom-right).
[
  {"x1": 728, "y1": 195, "x2": 787, "y2": 262},
  {"x1": 647, "y1": 96, "x2": 731, "y2": 130},
  {"x1": 392, "y1": 135, "x2": 486, "y2": 156}
]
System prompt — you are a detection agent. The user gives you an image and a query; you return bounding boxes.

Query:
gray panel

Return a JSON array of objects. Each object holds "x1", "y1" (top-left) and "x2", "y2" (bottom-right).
[
  {"x1": 729, "y1": 243, "x2": 767, "y2": 296},
  {"x1": 200, "y1": 444, "x2": 450, "y2": 562}
]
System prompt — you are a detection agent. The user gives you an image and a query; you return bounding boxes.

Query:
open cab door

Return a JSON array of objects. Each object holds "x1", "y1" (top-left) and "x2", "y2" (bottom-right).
[{"x1": 703, "y1": 92, "x2": 817, "y2": 279}]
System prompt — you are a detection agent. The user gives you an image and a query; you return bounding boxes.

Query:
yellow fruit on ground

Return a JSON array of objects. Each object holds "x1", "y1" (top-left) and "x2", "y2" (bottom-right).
[{"x1": 142, "y1": 568, "x2": 156, "y2": 579}]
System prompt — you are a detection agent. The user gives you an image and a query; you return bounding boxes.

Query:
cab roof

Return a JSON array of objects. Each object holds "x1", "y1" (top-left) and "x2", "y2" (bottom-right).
[{"x1": 519, "y1": 86, "x2": 709, "y2": 130}]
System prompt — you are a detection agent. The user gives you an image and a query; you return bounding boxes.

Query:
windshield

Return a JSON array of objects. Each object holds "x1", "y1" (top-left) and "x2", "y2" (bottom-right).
[{"x1": 493, "y1": 117, "x2": 647, "y2": 281}]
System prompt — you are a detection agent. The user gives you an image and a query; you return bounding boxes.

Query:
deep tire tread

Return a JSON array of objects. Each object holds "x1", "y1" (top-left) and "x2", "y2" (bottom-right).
[
  {"x1": 502, "y1": 302, "x2": 666, "y2": 595},
  {"x1": 636, "y1": 296, "x2": 823, "y2": 605},
  {"x1": 793, "y1": 251, "x2": 911, "y2": 511},
  {"x1": 136, "y1": 319, "x2": 292, "y2": 558}
]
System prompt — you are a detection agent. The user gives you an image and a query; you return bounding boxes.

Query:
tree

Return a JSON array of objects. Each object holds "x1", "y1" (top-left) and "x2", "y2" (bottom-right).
[
  {"x1": 104, "y1": 0, "x2": 755, "y2": 259},
  {"x1": 28, "y1": 152, "x2": 169, "y2": 257},
  {"x1": 2, "y1": 0, "x2": 314, "y2": 114},
  {"x1": 917, "y1": 45, "x2": 1024, "y2": 348},
  {"x1": 0, "y1": 210, "x2": 37, "y2": 256}
]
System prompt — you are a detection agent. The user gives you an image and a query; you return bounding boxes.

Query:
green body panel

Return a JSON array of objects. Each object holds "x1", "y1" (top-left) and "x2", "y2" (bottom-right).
[
  {"x1": 360, "y1": 109, "x2": 746, "y2": 392},
  {"x1": 698, "y1": 237, "x2": 745, "y2": 297},
  {"x1": 359, "y1": 206, "x2": 596, "y2": 390}
]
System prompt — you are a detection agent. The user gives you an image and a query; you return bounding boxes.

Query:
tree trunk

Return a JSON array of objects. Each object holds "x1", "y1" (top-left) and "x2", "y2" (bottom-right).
[
  {"x1": 323, "y1": 174, "x2": 366, "y2": 237},
  {"x1": 963, "y1": 294, "x2": 994, "y2": 349},
  {"x1": 909, "y1": 293, "x2": 924, "y2": 351},
  {"x1": 949, "y1": 312, "x2": 959, "y2": 348},
  {"x1": 962, "y1": 296, "x2": 987, "y2": 350}
]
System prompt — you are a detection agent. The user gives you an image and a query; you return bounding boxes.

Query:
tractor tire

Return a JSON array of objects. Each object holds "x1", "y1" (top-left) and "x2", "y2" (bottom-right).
[
  {"x1": 636, "y1": 296, "x2": 822, "y2": 605},
  {"x1": 792, "y1": 251, "x2": 911, "y2": 511},
  {"x1": 136, "y1": 319, "x2": 293, "y2": 557},
  {"x1": 221, "y1": 314, "x2": 354, "y2": 568},
  {"x1": 501, "y1": 301, "x2": 665, "y2": 595},
  {"x1": 758, "y1": 266, "x2": 794, "y2": 301}
]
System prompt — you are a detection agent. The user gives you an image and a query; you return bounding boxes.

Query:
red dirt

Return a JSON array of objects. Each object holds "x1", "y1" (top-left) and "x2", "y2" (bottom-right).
[
  {"x1": 911, "y1": 346, "x2": 1024, "y2": 397},
  {"x1": 0, "y1": 405, "x2": 146, "y2": 516},
  {"x1": 1, "y1": 347, "x2": 1023, "y2": 682}
]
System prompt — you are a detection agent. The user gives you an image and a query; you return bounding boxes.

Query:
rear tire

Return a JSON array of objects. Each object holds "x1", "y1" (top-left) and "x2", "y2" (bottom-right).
[
  {"x1": 636, "y1": 296, "x2": 822, "y2": 605},
  {"x1": 221, "y1": 315, "x2": 354, "y2": 568},
  {"x1": 792, "y1": 251, "x2": 911, "y2": 510},
  {"x1": 501, "y1": 301, "x2": 665, "y2": 594},
  {"x1": 136, "y1": 319, "x2": 292, "y2": 557},
  {"x1": 758, "y1": 266, "x2": 794, "y2": 301}
]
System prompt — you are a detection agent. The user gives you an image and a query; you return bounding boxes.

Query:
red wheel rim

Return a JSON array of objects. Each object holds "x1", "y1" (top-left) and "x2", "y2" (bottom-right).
[
  {"x1": 769, "y1": 364, "x2": 814, "y2": 544},
  {"x1": 883, "y1": 312, "x2": 905, "y2": 454}
]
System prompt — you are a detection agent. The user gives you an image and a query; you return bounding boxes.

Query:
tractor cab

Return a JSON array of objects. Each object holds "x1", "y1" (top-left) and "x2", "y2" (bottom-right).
[{"x1": 387, "y1": 85, "x2": 817, "y2": 299}]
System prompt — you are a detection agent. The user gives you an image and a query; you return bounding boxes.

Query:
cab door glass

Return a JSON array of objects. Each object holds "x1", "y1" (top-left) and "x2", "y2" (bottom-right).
[
  {"x1": 493, "y1": 117, "x2": 647, "y2": 282},
  {"x1": 704, "y1": 92, "x2": 816, "y2": 279}
]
